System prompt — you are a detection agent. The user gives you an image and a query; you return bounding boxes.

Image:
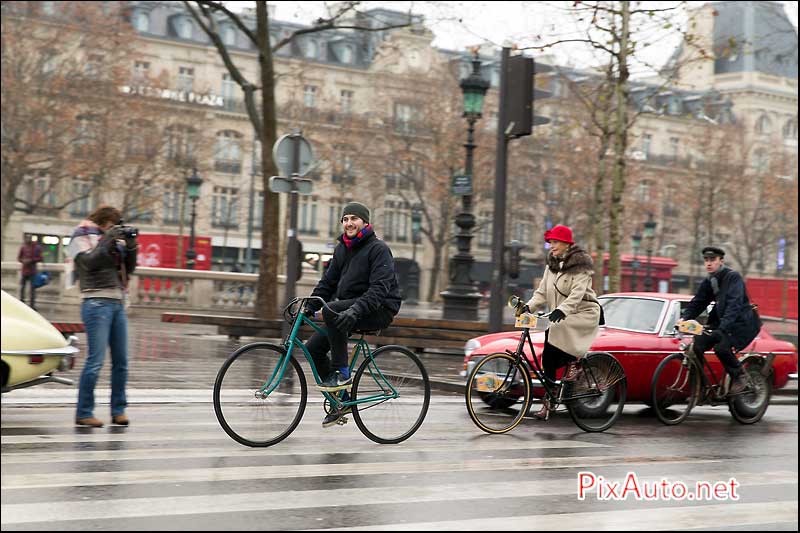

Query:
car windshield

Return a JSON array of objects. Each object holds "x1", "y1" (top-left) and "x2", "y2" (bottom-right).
[{"x1": 599, "y1": 297, "x2": 665, "y2": 332}]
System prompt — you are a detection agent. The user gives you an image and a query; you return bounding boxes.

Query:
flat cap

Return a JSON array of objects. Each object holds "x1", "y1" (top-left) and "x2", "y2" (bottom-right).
[{"x1": 701, "y1": 246, "x2": 725, "y2": 258}]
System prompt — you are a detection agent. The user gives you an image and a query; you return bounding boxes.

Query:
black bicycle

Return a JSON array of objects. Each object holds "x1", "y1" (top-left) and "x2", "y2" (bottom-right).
[
  {"x1": 650, "y1": 320, "x2": 773, "y2": 425},
  {"x1": 465, "y1": 296, "x2": 627, "y2": 433}
]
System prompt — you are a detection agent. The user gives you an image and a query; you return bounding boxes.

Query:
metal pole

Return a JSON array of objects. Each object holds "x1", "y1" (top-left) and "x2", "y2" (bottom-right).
[
  {"x1": 644, "y1": 244, "x2": 653, "y2": 291},
  {"x1": 186, "y1": 197, "x2": 198, "y2": 270},
  {"x1": 282, "y1": 132, "x2": 301, "y2": 336},
  {"x1": 488, "y1": 47, "x2": 511, "y2": 332},
  {"x1": 245, "y1": 136, "x2": 257, "y2": 273}
]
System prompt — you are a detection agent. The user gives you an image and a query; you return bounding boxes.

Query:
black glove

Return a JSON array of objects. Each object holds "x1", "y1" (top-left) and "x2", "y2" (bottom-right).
[
  {"x1": 548, "y1": 309, "x2": 566, "y2": 323},
  {"x1": 334, "y1": 307, "x2": 359, "y2": 332},
  {"x1": 303, "y1": 299, "x2": 323, "y2": 317}
]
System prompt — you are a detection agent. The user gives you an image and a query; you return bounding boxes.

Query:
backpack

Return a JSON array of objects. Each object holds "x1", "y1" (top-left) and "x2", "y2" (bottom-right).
[{"x1": 32, "y1": 271, "x2": 51, "y2": 289}]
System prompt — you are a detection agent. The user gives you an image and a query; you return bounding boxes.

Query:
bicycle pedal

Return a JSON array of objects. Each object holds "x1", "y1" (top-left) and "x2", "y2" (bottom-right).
[{"x1": 337, "y1": 416, "x2": 348, "y2": 425}]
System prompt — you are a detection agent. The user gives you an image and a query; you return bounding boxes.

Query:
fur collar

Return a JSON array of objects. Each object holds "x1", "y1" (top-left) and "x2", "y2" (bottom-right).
[{"x1": 547, "y1": 245, "x2": 594, "y2": 275}]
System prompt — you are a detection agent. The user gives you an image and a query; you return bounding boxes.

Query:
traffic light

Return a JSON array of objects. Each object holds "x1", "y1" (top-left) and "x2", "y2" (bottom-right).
[
  {"x1": 503, "y1": 56, "x2": 552, "y2": 138},
  {"x1": 507, "y1": 240, "x2": 524, "y2": 279}
]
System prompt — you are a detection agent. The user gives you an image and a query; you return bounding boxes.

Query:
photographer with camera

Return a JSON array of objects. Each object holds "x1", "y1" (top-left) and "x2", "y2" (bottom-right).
[{"x1": 67, "y1": 206, "x2": 138, "y2": 428}]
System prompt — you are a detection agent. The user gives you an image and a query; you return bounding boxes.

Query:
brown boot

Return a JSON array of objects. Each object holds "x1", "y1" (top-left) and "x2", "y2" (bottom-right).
[
  {"x1": 76, "y1": 417, "x2": 104, "y2": 428},
  {"x1": 111, "y1": 414, "x2": 129, "y2": 426},
  {"x1": 562, "y1": 362, "x2": 584, "y2": 382},
  {"x1": 533, "y1": 399, "x2": 551, "y2": 421}
]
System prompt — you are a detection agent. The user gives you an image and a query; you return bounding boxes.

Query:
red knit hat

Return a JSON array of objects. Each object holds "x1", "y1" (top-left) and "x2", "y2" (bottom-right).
[{"x1": 544, "y1": 225, "x2": 574, "y2": 244}]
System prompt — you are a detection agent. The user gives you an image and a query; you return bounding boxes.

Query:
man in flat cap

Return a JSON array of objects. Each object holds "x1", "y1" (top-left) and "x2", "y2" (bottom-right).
[
  {"x1": 302, "y1": 201, "x2": 402, "y2": 427},
  {"x1": 678, "y1": 246, "x2": 762, "y2": 395}
]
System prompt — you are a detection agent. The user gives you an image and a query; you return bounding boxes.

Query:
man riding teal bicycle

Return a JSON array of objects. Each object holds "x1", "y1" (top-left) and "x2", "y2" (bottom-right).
[{"x1": 303, "y1": 202, "x2": 402, "y2": 427}]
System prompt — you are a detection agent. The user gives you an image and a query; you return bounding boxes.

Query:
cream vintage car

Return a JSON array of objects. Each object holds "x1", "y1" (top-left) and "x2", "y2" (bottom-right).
[{"x1": 1, "y1": 290, "x2": 78, "y2": 393}]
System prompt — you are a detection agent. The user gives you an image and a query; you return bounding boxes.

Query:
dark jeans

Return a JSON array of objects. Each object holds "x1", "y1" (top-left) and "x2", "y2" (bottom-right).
[
  {"x1": 77, "y1": 298, "x2": 129, "y2": 419},
  {"x1": 541, "y1": 329, "x2": 577, "y2": 382},
  {"x1": 19, "y1": 274, "x2": 36, "y2": 308},
  {"x1": 305, "y1": 299, "x2": 394, "y2": 380},
  {"x1": 692, "y1": 331, "x2": 742, "y2": 378}
]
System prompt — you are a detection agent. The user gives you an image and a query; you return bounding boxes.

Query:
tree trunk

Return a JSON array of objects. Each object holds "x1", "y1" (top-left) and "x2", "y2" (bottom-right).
[
  {"x1": 254, "y1": 1, "x2": 280, "y2": 318},
  {"x1": 591, "y1": 133, "x2": 611, "y2": 294},
  {"x1": 607, "y1": 1, "x2": 631, "y2": 294},
  {"x1": 427, "y1": 244, "x2": 444, "y2": 302}
]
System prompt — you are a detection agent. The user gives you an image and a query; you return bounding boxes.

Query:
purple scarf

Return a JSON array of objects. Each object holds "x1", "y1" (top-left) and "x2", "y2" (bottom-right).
[{"x1": 342, "y1": 224, "x2": 374, "y2": 249}]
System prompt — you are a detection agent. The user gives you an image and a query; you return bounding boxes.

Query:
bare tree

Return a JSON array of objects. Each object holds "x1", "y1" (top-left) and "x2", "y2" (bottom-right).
[{"x1": 184, "y1": 1, "x2": 415, "y2": 318}]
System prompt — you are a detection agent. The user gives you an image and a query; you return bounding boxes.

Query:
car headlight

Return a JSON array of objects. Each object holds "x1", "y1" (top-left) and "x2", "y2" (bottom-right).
[{"x1": 464, "y1": 338, "x2": 482, "y2": 358}]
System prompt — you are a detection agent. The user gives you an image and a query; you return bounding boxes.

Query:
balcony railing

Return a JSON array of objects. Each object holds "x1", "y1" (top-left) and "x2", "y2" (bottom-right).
[{"x1": 214, "y1": 160, "x2": 242, "y2": 174}]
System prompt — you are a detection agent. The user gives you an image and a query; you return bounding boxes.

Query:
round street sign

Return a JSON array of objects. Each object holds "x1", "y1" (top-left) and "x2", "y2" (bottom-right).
[{"x1": 273, "y1": 134, "x2": 314, "y2": 177}]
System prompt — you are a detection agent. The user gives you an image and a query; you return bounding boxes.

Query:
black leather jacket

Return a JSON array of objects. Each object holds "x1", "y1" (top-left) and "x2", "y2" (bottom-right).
[{"x1": 74, "y1": 237, "x2": 137, "y2": 292}]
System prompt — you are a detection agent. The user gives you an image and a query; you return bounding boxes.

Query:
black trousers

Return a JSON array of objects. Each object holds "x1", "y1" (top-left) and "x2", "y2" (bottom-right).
[
  {"x1": 692, "y1": 331, "x2": 743, "y2": 378},
  {"x1": 541, "y1": 329, "x2": 577, "y2": 382},
  {"x1": 19, "y1": 274, "x2": 36, "y2": 308},
  {"x1": 304, "y1": 298, "x2": 394, "y2": 379}
]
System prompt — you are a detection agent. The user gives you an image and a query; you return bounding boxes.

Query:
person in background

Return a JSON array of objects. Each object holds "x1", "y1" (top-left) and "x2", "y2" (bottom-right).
[{"x1": 17, "y1": 234, "x2": 43, "y2": 309}]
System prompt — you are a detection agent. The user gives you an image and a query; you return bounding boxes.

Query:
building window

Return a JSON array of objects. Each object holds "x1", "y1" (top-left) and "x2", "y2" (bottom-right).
[
  {"x1": 212, "y1": 187, "x2": 239, "y2": 228},
  {"x1": 132, "y1": 60, "x2": 150, "y2": 83},
  {"x1": 669, "y1": 137, "x2": 679, "y2": 161},
  {"x1": 221, "y1": 73, "x2": 236, "y2": 100},
  {"x1": 177, "y1": 18, "x2": 192, "y2": 39},
  {"x1": 41, "y1": 1, "x2": 55, "y2": 15},
  {"x1": 636, "y1": 180, "x2": 652, "y2": 202},
  {"x1": 752, "y1": 149, "x2": 769, "y2": 172},
  {"x1": 340, "y1": 45, "x2": 353, "y2": 64},
  {"x1": 222, "y1": 26, "x2": 236, "y2": 46},
  {"x1": 253, "y1": 191, "x2": 264, "y2": 229},
  {"x1": 783, "y1": 118, "x2": 797, "y2": 141},
  {"x1": 478, "y1": 210, "x2": 492, "y2": 248},
  {"x1": 394, "y1": 103, "x2": 416, "y2": 134},
  {"x1": 299, "y1": 196, "x2": 318, "y2": 234},
  {"x1": 328, "y1": 200, "x2": 349, "y2": 237},
  {"x1": 382, "y1": 200, "x2": 408, "y2": 242},
  {"x1": 340, "y1": 90, "x2": 354, "y2": 114},
  {"x1": 178, "y1": 66, "x2": 194, "y2": 92},
  {"x1": 133, "y1": 11, "x2": 149, "y2": 32},
  {"x1": 74, "y1": 115, "x2": 100, "y2": 158},
  {"x1": 642, "y1": 133, "x2": 652, "y2": 156},
  {"x1": 214, "y1": 130, "x2": 243, "y2": 174},
  {"x1": 162, "y1": 185, "x2": 185, "y2": 224},
  {"x1": 303, "y1": 85, "x2": 317, "y2": 108},
  {"x1": 755, "y1": 114, "x2": 772, "y2": 135},
  {"x1": 332, "y1": 150, "x2": 355, "y2": 184},
  {"x1": 127, "y1": 120, "x2": 156, "y2": 158},
  {"x1": 305, "y1": 40, "x2": 318, "y2": 59},
  {"x1": 512, "y1": 221, "x2": 533, "y2": 245},
  {"x1": 69, "y1": 179, "x2": 92, "y2": 217},
  {"x1": 85, "y1": 54, "x2": 104, "y2": 79},
  {"x1": 165, "y1": 125, "x2": 196, "y2": 167}
]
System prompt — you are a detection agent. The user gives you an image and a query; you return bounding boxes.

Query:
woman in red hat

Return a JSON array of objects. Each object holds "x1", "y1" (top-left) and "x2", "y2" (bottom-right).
[{"x1": 524, "y1": 225, "x2": 602, "y2": 420}]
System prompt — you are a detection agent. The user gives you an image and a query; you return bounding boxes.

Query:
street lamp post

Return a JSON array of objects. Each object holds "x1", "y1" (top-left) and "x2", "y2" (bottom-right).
[
  {"x1": 643, "y1": 213, "x2": 657, "y2": 292},
  {"x1": 441, "y1": 49, "x2": 489, "y2": 321},
  {"x1": 184, "y1": 168, "x2": 203, "y2": 270},
  {"x1": 631, "y1": 230, "x2": 641, "y2": 291},
  {"x1": 407, "y1": 205, "x2": 422, "y2": 305}
]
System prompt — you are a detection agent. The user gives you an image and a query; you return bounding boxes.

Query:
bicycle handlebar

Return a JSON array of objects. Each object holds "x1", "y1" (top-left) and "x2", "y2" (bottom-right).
[{"x1": 282, "y1": 296, "x2": 342, "y2": 323}]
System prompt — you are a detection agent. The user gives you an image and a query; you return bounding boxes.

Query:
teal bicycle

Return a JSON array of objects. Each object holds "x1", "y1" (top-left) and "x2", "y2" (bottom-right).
[{"x1": 213, "y1": 296, "x2": 431, "y2": 446}]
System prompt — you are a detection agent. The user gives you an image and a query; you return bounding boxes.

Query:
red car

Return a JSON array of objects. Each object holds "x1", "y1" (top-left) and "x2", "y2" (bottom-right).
[{"x1": 461, "y1": 292, "x2": 798, "y2": 403}]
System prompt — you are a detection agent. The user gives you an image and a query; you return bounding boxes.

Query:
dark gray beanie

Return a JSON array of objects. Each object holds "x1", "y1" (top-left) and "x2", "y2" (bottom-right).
[{"x1": 341, "y1": 202, "x2": 370, "y2": 224}]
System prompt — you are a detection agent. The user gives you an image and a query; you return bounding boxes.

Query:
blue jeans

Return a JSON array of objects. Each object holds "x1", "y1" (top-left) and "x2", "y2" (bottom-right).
[{"x1": 77, "y1": 298, "x2": 128, "y2": 419}]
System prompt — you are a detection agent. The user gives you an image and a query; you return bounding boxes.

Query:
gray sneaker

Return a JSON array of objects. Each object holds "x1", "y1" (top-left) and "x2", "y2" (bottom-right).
[
  {"x1": 322, "y1": 406, "x2": 352, "y2": 428},
  {"x1": 318, "y1": 370, "x2": 353, "y2": 391}
]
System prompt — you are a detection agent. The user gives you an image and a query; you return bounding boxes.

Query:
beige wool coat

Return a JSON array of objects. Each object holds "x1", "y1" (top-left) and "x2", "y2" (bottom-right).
[{"x1": 526, "y1": 246, "x2": 601, "y2": 357}]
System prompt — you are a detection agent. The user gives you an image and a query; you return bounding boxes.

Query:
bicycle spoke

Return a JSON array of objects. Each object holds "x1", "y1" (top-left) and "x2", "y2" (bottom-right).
[
  {"x1": 465, "y1": 353, "x2": 531, "y2": 434},
  {"x1": 651, "y1": 352, "x2": 698, "y2": 425},
  {"x1": 565, "y1": 353, "x2": 626, "y2": 432}
]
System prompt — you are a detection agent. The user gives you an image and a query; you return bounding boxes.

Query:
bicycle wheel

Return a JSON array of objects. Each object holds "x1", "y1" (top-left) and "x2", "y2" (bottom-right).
[
  {"x1": 351, "y1": 345, "x2": 430, "y2": 444},
  {"x1": 465, "y1": 353, "x2": 531, "y2": 434},
  {"x1": 650, "y1": 352, "x2": 699, "y2": 425},
  {"x1": 213, "y1": 343, "x2": 307, "y2": 447},
  {"x1": 728, "y1": 362, "x2": 772, "y2": 424},
  {"x1": 565, "y1": 352, "x2": 627, "y2": 432}
]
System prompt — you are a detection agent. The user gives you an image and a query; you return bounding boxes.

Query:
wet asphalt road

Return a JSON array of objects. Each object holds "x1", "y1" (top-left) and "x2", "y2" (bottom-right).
[{"x1": 1, "y1": 318, "x2": 797, "y2": 530}]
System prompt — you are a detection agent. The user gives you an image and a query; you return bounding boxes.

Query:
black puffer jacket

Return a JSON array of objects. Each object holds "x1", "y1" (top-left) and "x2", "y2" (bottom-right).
[{"x1": 311, "y1": 232, "x2": 401, "y2": 318}]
